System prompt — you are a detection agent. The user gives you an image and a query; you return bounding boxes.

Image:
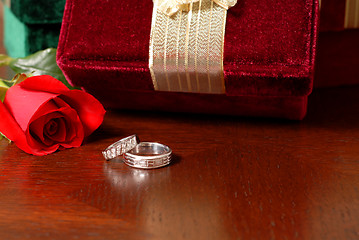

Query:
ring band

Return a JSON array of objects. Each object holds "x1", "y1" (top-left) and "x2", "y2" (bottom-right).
[
  {"x1": 123, "y1": 142, "x2": 172, "y2": 169},
  {"x1": 102, "y1": 135, "x2": 138, "y2": 160}
]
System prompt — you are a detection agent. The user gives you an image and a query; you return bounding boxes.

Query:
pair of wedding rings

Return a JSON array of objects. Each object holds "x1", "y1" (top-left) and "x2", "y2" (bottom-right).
[{"x1": 102, "y1": 135, "x2": 172, "y2": 169}]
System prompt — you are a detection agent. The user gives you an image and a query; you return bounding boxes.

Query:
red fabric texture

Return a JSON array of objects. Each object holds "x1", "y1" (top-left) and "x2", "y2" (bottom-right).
[
  {"x1": 57, "y1": 0, "x2": 319, "y2": 120},
  {"x1": 319, "y1": 0, "x2": 346, "y2": 32},
  {"x1": 315, "y1": 30, "x2": 359, "y2": 88}
]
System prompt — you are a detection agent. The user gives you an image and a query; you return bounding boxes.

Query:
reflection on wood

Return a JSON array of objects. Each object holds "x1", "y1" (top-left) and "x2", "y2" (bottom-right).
[{"x1": 1, "y1": 86, "x2": 359, "y2": 239}]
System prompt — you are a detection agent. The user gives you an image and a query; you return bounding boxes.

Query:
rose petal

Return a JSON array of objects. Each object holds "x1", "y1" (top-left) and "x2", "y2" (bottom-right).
[
  {"x1": 51, "y1": 97, "x2": 84, "y2": 145},
  {"x1": 45, "y1": 119, "x2": 59, "y2": 136},
  {"x1": 57, "y1": 108, "x2": 84, "y2": 148},
  {"x1": 4, "y1": 82, "x2": 59, "y2": 131},
  {"x1": 17, "y1": 75, "x2": 69, "y2": 94},
  {"x1": 29, "y1": 120, "x2": 54, "y2": 147},
  {"x1": 27, "y1": 133, "x2": 59, "y2": 155},
  {"x1": 59, "y1": 90, "x2": 105, "y2": 137},
  {"x1": 7, "y1": 75, "x2": 105, "y2": 137},
  {"x1": 29, "y1": 112, "x2": 63, "y2": 147},
  {"x1": 27, "y1": 103, "x2": 84, "y2": 151},
  {"x1": 0, "y1": 101, "x2": 35, "y2": 155},
  {"x1": 45, "y1": 118, "x2": 66, "y2": 142},
  {"x1": 27, "y1": 99, "x2": 62, "y2": 146},
  {"x1": 2, "y1": 75, "x2": 103, "y2": 156}
]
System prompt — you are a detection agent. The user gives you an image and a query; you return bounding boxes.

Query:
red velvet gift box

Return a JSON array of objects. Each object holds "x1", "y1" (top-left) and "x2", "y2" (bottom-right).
[{"x1": 57, "y1": 0, "x2": 319, "y2": 120}]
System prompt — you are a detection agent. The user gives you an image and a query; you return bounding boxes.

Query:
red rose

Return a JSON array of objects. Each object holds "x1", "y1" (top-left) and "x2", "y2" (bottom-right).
[{"x1": 0, "y1": 75, "x2": 105, "y2": 156}]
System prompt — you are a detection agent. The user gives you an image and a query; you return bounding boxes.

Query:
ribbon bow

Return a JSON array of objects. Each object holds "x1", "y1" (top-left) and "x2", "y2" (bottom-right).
[{"x1": 156, "y1": 0, "x2": 237, "y2": 16}]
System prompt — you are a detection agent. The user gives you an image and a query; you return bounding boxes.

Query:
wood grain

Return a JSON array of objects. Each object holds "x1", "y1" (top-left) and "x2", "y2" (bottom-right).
[{"x1": 1, "y1": 85, "x2": 359, "y2": 239}]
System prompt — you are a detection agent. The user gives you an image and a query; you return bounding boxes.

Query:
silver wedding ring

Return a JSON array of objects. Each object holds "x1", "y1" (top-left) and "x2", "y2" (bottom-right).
[
  {"x1": 124, "y1": 142, "x2": 172, "y2": 169},
  {"x1": 103, "y1": 135, "x2": 172, "y2": 169},
  {"x1": 102, "y1": 135, "x2": 138, "y2": 160}
]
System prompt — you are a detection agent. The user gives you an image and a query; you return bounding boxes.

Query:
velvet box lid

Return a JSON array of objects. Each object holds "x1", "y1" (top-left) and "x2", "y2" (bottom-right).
[{"x1": 57, "y1": 0, "x2": 319, "y2": 119}]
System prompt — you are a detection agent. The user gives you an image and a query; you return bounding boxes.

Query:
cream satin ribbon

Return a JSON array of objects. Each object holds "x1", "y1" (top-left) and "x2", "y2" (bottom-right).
[
  {"x1": 149, "y1": 0, "x2": 237, "y2": 94},
  {"x1": 157, "y1": 0, "x2": 237, "y2": 16},
  {"x1": 345, "y1": 0, "x2": 359, "y2": 28}
]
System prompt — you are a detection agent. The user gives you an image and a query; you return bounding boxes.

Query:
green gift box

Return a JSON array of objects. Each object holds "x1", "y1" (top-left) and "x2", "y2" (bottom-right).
[{"x1": 3, "y1": 0, "x2": 66, "y2": 58}]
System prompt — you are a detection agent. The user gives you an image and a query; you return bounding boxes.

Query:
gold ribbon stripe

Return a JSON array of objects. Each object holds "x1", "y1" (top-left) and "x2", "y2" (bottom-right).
[
  {"x1": 149, "y1": 0, "x2": 233, "y2": 94},
  {"x1": 345, "y1": 0, "x2": 359, "y2": 28}
]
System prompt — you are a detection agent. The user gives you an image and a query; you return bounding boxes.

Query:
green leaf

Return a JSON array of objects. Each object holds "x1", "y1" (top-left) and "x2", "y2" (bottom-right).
[
  {"x1": 0, "y1": 54, "x2": 14, "y2": 67},
  {"x1": 0, "y1": 131, "x2": 11, "y2": 143},
  {"x1": 0, "y1": 74, "x2": 30, "y2": 102},
  {"x1": 12, "y1": 73, "x2": 30, "y2": 85},
  {"x1": 0, "y1": 80, "x2": 9, "y2": 102},
  {"x1": 8, "y1": 48, "x2": 77, "y2": 90}
]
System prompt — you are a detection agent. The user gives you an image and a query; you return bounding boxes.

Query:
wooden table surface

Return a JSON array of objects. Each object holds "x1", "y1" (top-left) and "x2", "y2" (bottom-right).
[
  {"x1": 1, "y1": 4, "x2": 359, "y2": 240},
  {"x1": 0, "y1": 86, "x2": 359, "y2": 240}
]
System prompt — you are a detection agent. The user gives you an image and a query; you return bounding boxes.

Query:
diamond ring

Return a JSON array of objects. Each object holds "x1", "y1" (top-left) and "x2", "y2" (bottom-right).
[{"x1": 102, "y1": 134, "x2": 138, "y2": 160}]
